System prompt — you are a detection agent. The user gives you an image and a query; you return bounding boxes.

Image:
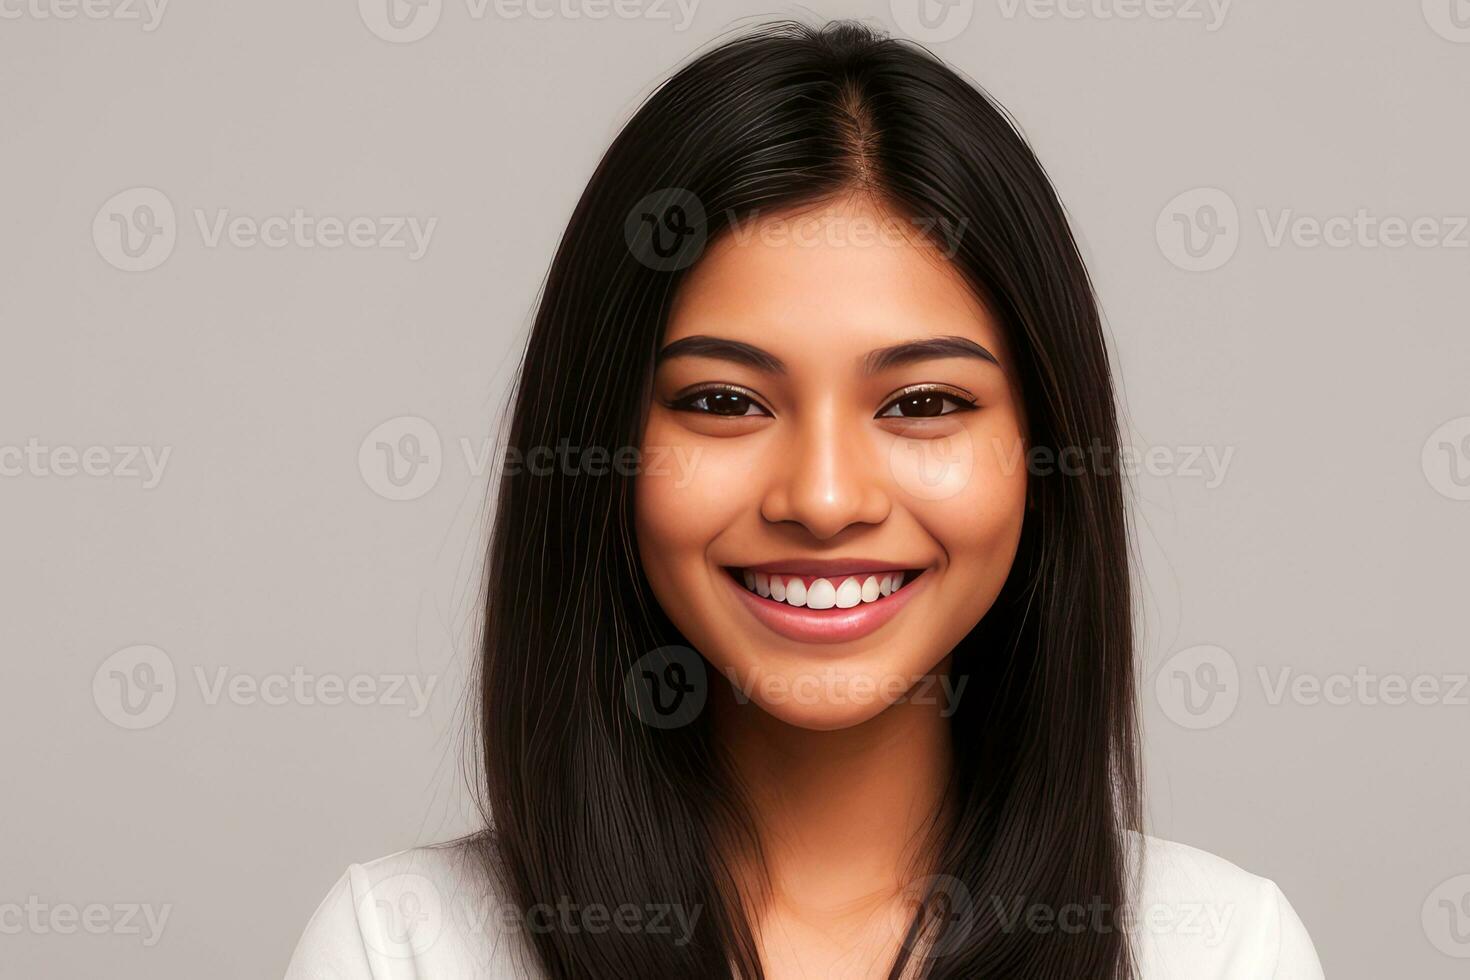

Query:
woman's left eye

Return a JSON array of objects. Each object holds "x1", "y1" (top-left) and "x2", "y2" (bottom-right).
[
  {"x1": 876, "y1": 388, "x2": 977, "y2": 419},
  {"x1": 670, "y1": 387, "x2": 771, "y2": 417}
]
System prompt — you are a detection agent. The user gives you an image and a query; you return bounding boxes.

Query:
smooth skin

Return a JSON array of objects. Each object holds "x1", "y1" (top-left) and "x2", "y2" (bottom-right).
[{"x1": 635, "y1": 193, "x2": 1029, "y2": 979}]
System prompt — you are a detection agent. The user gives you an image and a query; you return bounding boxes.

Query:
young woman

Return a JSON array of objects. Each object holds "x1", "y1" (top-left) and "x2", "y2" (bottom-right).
[{"x1": 286, "y1": 20, "x2": 1323, "y2": 980}]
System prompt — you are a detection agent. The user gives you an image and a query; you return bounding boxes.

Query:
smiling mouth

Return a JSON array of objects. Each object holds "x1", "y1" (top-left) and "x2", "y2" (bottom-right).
[
  {"x1": 726, "y1": 567, "x2": 920, "y2": 609},
  {"x1": 721, "y1": 563, "x2": 927, "y2": 644}
]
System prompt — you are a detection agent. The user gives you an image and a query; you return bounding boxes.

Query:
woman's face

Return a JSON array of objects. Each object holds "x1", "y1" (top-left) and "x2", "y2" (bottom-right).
[{"x1": 635, "y1": 195, "x2": 1028, "y2": 731}]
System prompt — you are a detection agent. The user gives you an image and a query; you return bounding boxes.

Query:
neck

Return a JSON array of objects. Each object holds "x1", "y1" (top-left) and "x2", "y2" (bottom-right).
[{"x1": 711, "y1": 666, "x2": 956, "y2": 914}]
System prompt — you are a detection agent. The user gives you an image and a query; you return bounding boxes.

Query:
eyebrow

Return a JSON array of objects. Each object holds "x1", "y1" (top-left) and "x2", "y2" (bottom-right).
[
  {"x1": 654, "y1": 333, "x2": 1001, "y2": 374},
  {"x1": 863, "y1": 336, "x2": 1000, "y2": 373},
  {"x1": 654, "y1": 335, "x2": 786, "y2": 373}
]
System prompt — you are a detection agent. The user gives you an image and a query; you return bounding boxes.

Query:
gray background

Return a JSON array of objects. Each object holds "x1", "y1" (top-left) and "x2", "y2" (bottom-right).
[{"x1": 2, "y1": 1, "x2": 1467, "y2": 977}]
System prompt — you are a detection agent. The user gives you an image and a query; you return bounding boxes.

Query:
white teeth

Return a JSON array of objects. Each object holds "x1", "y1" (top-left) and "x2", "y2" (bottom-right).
[
  {"x1": 739, "y1": 570, "x2": 910, "y2": 608},
  {"x1": 805, "y1": 578, "x2": 836, "y2": 609}
]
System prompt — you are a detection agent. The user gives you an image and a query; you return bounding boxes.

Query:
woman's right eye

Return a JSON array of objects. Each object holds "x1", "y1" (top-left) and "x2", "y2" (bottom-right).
[{"x1": 669, "y1": 386, "x2": 771, "y2": 417}]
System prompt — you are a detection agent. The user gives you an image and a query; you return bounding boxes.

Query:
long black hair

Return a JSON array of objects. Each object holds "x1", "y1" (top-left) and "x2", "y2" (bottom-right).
[{"x1": 473, "y1": 20, "x2": 1141, "y2": 979}]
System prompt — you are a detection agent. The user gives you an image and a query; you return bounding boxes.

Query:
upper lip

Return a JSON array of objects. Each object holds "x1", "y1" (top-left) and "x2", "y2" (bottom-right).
[{"x1": 728, "y1": 558, "x2": 923, "y2": 577}]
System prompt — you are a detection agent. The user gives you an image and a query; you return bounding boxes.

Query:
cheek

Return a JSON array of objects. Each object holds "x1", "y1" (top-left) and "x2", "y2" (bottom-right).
[
  {"x1": 634, "y1": 415, "x2": 751, "y2": 598},
  {"x1": 909, "y1": 416, "x2": 1028, "y2": 596}
]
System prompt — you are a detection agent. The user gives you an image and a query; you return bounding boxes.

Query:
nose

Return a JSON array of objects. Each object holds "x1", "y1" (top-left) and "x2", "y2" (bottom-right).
[{"x1": 759, "y1": 401, "x2": 891, "y2": 540}]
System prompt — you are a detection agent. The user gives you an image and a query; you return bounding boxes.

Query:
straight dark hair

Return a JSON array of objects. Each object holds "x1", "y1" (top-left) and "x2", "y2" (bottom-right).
[{"x1": 472, "y1": 19, "x2": 1141, "y2": 980}]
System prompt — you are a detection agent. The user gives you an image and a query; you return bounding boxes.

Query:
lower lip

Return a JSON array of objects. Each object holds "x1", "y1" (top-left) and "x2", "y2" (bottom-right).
[{"x1": 724, "y1": 570, "x2": 927, "y2": 645}]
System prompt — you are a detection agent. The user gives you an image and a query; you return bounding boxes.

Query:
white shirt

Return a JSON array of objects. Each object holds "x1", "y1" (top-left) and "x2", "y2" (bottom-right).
[{"x1": 284, "y1": 832, "x2": 1324, "y2": 979}]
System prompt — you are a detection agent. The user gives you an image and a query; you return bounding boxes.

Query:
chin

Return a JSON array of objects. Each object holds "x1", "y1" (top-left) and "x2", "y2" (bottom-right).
[
  {"x1": 711, "y1": 651, "x2": 941, "y2": 732},
  {"x1": 757, "y1": 697, "x2": 897, "y2": 732}
]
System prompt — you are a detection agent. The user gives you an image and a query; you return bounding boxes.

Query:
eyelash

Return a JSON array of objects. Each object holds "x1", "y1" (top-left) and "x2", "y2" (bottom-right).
[
  {"x1": 667, "y1": 384, "x2": 978, "y2": 419},
  {"x1": 667, "y1": 384, "x2": 770, "y2": 417}
]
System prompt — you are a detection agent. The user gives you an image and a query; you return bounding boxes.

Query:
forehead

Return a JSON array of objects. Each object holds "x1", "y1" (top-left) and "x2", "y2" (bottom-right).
[{"x1": 664, "y1": 195, "x2": 1007, "y2": 363}]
